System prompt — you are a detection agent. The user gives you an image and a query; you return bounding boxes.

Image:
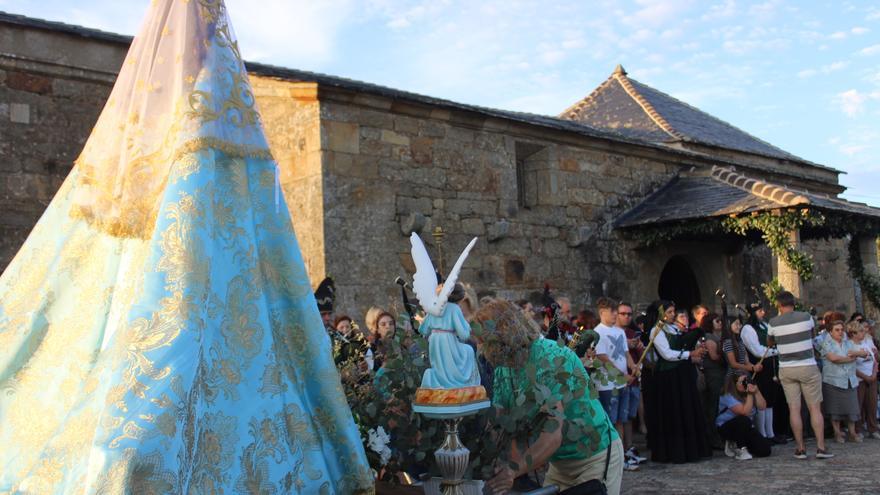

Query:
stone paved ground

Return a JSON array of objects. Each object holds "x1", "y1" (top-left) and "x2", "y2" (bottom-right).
[{"x1": 620, "y1": 436, "x2": 880, "y2": 494}]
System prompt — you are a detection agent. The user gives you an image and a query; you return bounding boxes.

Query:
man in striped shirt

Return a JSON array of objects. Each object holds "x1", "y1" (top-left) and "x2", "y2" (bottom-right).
[{"x1": 768, "y1": 291, "x2": 833, "y2": 460}]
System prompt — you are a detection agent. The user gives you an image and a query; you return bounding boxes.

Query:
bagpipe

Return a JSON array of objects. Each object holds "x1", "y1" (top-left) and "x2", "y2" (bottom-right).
[
  {"x1": 395, "y1": 276, "x2": 420, "y2": 333},
  {"x1": 541, "y1": 283, "x2": 575, "y2": 341},
  {"x1": 737, "y1": 285, "x2": 780, "y2": 383}
]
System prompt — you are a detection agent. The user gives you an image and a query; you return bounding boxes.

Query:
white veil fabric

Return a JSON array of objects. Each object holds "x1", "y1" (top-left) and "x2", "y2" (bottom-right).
[{"x1": 71, "y1": 0, "x2": 271, "y2": 238}]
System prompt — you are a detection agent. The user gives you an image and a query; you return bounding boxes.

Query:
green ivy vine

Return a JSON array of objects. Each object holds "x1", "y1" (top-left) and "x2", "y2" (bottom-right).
[
  {"x1": 631, "y1": 208, "x2": 825, "y2": 281},
  {"x1": 847, "y1": 236, "x2": 880, "y2": 309},
  {"x1": 722, "y1": 209, "x2": 825, "y2": 282}
]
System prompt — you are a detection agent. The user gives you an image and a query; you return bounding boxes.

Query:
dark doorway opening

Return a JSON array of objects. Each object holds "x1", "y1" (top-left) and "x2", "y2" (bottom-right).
[{"x1": 658, "y1": 255, "x2": 702, "y2": 313}]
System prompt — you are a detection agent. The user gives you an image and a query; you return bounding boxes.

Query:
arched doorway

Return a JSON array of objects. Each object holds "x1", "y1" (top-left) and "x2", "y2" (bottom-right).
[{"x1": 658, "y1": 255, "x2": 702, "y2": 312}]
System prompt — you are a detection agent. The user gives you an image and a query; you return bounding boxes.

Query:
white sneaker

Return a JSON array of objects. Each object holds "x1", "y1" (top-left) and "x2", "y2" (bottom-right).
[
  {"x1": 724, "y1": 440, "x2": 736, "y2": 458},
  {"x1": 623, "y1": 459, "x2": 640, "y2": 471},
  {"x1": 871, "y1": 432, "x2": 880, "y2": 440},
  {"x1": 625, "y1": 447, "x2": 648, "y2": 464},
  {"x1": 735, "y1": 447, "x2": 753, "y2": 460}
]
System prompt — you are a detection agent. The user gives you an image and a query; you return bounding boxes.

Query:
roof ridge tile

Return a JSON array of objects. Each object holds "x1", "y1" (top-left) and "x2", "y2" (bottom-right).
[
  {"x1": 611, "y1": 71, "x2": 685, "y2": 141},
  {"x1": 710, "y1": 166, "x2": 810, "y2": 207}
]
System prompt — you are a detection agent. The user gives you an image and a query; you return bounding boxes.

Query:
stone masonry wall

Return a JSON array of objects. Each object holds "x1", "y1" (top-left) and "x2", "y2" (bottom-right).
[
  {"x1": 315, "y1": 92, "x2": 683, "y2": 317},
  {"x1": 251, "y1": 78, "x2": 326, "y2": 284},
  {"x1": 803, "y1": 238, "x2": 856, "y2": 315},
  {"x1": 0, "y1": 25, "x2": 126, "y2": 273},
  {"x1": 0, "y1": 70, "x2": 121, "y2": 272}
]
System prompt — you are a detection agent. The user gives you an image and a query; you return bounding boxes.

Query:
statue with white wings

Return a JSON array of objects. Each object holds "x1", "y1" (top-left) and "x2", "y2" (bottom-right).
[{"x1": 409, "y1": 232, "x2": 481, "y2": 390}]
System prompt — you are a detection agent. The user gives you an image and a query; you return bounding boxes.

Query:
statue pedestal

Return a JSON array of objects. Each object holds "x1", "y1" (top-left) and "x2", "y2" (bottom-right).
[{"x1": 416, "y1": 402, "x2": 490, "y2": 495}]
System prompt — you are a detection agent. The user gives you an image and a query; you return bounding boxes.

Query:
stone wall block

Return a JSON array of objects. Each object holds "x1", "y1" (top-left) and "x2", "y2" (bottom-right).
[
  {"x1": 567, "y1": 225, "x2": 593, "y2": 247},
  {"x1": 323, "y1": 121, "x2": 359, "y2": 153},
  {"x1": 6, "y1": 71, "x2": 53, "y2": 95},
  {"x1": 393, "y1": 115, "x2": 420, "y2": 135},
  {"x1": 321, "y1": 103, "x2": 360, "y2": 122},
  {"x1": 460, "y1": 218, "x2": 485, "y2": 236},
  {"x1": 446, "y1": 126, "x2": 475, "y2": 143},
  {"x1": 381, "y1": 129, "x2": 410, "y2": 146},
  {"x1": 446, "y1": 198, "x2": 497, "y2": 217},
  {"x1": 487, "y1": 220, "x2": 510, "y2": 242},
  {"x1": 360, "y1": 109, "x2": 394, "y2": 128},
  {"x1": 421, "y1": 120, "x2": 447, "y2": 138},
  {"x1": 560, "y1": 157, "x2": 579, "y2": 172},
  {"x1": 9, "y1": 103, "x2": 30, "y2": 124},
  {"x1": 399, "y1": 211, "x2": 427, "y2": 236},
  {"x1": 411, "y1": 137, "x2": 434, "y2": 164},
  {"x1": 544, "y1": 239, "x2": 570, "y2": 258},
  {"x1": 360, "y1": 127, "x2": 381, "y2": 140},
  {"x1": 359, "y1": 138, "x2": 392, "y2": 158},
  {"x1": 396, "y1": 196, "x2": 433, "y2": 215}
]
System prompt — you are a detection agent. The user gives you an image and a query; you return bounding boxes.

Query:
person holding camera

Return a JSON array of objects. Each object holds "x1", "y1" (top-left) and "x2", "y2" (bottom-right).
[{"x1": 716, "y1": 374, "x2": 772, "y2": 460}]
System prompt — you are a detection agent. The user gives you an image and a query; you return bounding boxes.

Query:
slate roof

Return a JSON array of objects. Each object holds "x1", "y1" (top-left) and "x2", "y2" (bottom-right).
[
  {"x1": 0, "y1": 11, "x2": 648, "y2": 148},
  {"x1": 1, "y1": 11, "x2": 842, "y2": 183},
  {"x1": 615, "y1": 166, "x2": 880, "y2": 229},
  {"x1": 562, "y1": 65, "x2": 838, "y2": 172},
  {"x1": 244, "y1": 61, "x2": 641, "y2": 146},
  {"x1": 0, "y1": 10, "x2": 132, "y2": 44}
]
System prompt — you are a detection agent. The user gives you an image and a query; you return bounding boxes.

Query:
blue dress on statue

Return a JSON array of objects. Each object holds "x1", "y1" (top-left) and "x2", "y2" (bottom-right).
[
  {"x1": 0, "y1": 1, "x2": 371, "y2": 493},
  {"x1": 419, "y1": 303, "x2": 480, "y2": 389}
]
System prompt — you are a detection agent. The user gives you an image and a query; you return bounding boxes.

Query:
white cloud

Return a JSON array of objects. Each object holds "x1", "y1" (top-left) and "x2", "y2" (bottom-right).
[
  {"x1": 829, "y1": 31, "x2": 847, "y2": 40},
  {"x1": 623, "y1": 0, "x2": 695, "y2": 29},
  {"x1": 225, "y1": 0, "x2": 356, "y2": 67},
  {"x1": 852, "y1": 26, "x2": 869, "y2": 35},
  {"x1": 834, "y1": 89, "x2": 880, "y2": 117},
  {"x1": 800, "y1": 60, "x2": 849, "y2": 78},
  {"x1": 860, "y1": 44, "x2": 880, "y2": 56},
  {"x1": 747, "y1": 0, "x2": 783, "y2": 20},
  {"x1": 660, "y1": 28, "x2": 683, "y2": 40},
  {"x1": 701, "y1": 0, "x2": 736, "y2": 21},
  {"x1": 830, "y1": 128, "x2": 880, "y2": 170},
  {"x1": 835, "y1": 90, "x2": 866, "y2": 116},
  {"x1": 797, "y1": 69, "x2": 817, "y2": 78},
  {"x1": 722, "y1": 37, "x2": 789, "y2": 55}
]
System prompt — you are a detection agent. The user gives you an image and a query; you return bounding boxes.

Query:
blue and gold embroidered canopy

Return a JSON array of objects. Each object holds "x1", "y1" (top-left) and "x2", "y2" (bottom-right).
[{"x1": 0, "y1": 1, "x2": 372, "y2": 493}]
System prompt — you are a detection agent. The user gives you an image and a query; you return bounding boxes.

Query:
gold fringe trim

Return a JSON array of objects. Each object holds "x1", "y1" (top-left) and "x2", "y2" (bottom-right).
[{"x1": 70, "y1": 138, "x2": 274, "y2": 240}]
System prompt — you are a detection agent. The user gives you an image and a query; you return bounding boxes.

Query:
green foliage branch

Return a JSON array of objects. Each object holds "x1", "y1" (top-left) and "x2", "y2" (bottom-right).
[
  {"x1": 722, "y1": 209, "x2": 824, "y2": 282},
  {"x1": 338, "y1": 315, "x2": 614, "y2": 484},
  {"x1": 630, "y1": 208, "x2": 826, "y2": 281}
]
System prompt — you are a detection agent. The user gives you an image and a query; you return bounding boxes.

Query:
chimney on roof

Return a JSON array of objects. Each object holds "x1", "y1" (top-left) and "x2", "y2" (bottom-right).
[{"x1": 613, "y1": 64, "x2": 627, "y2": 76}]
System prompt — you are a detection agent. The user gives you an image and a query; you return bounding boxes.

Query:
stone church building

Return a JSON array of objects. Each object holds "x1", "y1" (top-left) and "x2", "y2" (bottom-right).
[{"x1": 2, "y1": 11, "x2": 879, "y2": 317}]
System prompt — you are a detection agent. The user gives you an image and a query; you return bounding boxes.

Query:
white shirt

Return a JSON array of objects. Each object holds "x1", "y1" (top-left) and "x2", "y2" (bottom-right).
[
  {"x1": 594, "y1": 323, "x2": 628, "y2": 391},
  {"x1": 856, "y1": 339, "x2": 877, "y2": 379},
  {"x1": 741, "y1": 323, "x2": 778, "y2": 359},
  {"x1": 653, "y1": 324, "x2": 691, "y2": 362}
]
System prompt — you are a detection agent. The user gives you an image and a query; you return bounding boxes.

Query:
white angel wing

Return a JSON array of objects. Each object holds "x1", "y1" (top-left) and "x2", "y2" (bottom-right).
[
  {"x1": 410, "y1": 233, "x2": 441, "y2": 316},
  {"x1": 410, "y1": 233, "x2": 479, "y2": 317},
  {"x1": 436, "y1": 237, "x2": 478, "y2": 313}
]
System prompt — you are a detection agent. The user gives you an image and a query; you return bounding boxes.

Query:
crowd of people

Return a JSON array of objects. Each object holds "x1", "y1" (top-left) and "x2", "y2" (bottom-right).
[{"x1": 315, "y1": 278, "x2": 880, "y2": 495}]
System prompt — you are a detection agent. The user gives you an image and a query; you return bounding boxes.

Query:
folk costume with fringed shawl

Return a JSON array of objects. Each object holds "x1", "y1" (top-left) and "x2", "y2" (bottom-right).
[{"x1": 644, "y1": 324, "x2": 712, "y2": 464}]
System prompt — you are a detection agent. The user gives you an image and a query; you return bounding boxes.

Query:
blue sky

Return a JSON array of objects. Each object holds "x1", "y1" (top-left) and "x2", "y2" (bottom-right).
[{"x1": 2, "y1": 0, "x2": 879, "y2": 205}]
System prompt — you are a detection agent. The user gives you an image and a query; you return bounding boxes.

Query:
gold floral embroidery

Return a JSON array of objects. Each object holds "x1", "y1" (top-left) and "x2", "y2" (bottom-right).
[{"x1": 189, "y1": 411, "x2": 238, "y2": 494}]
